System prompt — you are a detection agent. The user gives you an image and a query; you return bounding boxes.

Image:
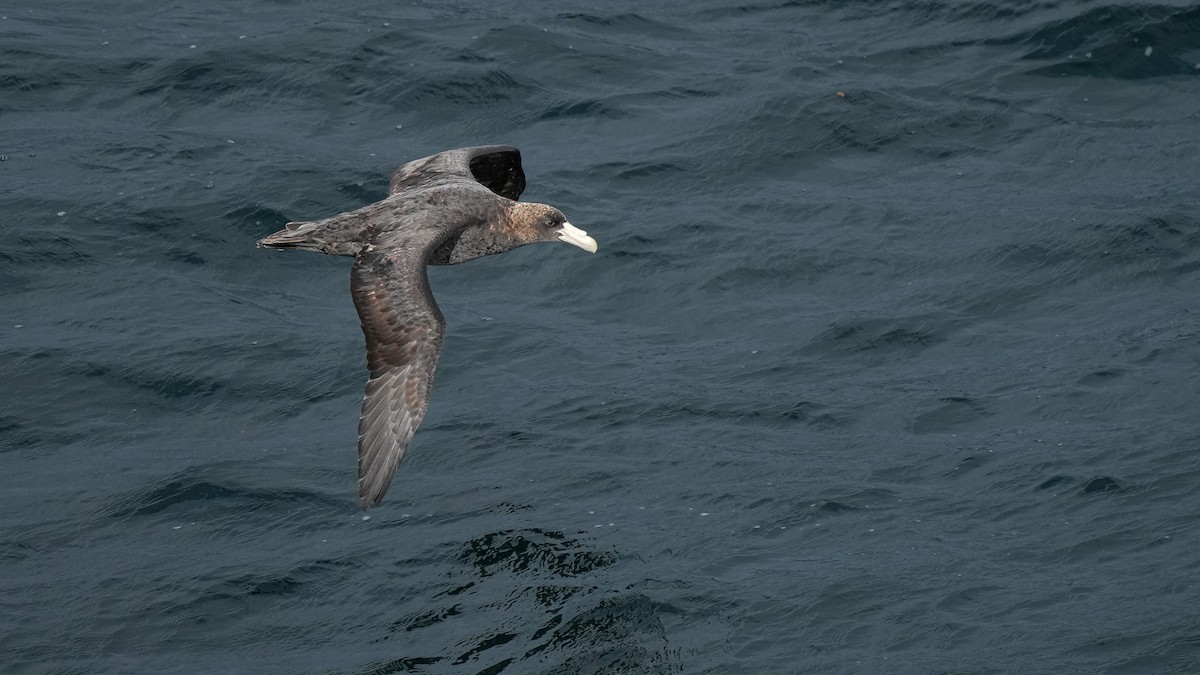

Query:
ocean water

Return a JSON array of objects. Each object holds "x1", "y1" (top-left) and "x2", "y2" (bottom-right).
[{"x1": 3, "y1": 1, "x2": 1200, "y2": 672}]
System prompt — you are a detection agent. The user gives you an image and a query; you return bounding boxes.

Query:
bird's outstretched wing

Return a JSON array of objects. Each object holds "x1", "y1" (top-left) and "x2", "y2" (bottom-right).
[
  {"x1": 350, "y1": 241, "x2": 446, "y2": 508},
  {"x1": 388, "y1": 145, "x2": 526, "y2": 201}
]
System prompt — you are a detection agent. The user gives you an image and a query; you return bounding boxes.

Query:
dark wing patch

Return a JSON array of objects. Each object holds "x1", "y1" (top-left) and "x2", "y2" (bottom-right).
[
  {"x1": 350, "y1": 246, "x2": 446, "y2": 508},
  {"x1": 468, "y1": 148, "x2": 526, "y2": 200},
  {"x1": 389, "y1": 145, "x2": 525, "y2": 200}
]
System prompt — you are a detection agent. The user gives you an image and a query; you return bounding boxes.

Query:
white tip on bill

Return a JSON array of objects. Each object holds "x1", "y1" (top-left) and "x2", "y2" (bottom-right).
[{"x1": 558, "y1": 221, "x2": 598, "y2": 253}]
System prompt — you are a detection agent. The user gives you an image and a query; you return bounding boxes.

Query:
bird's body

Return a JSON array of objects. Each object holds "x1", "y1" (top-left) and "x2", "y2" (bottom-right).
[{"x1": 258, "y1": 145, "x2": 597, "y2": 508}]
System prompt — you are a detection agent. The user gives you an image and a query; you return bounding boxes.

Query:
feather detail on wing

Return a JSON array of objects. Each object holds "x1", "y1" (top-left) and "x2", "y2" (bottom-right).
[{"x1": 350, "y1": 244, "x2": 446, "y2": 508}]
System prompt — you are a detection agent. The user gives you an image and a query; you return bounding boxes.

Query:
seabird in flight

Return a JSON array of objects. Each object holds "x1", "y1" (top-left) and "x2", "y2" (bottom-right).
[{"x1": 258, "y1": 145, "x2": 597, "y2": 508}]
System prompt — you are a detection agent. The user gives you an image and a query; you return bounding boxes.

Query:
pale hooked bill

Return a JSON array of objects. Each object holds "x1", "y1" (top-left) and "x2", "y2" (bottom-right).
[{"x1": 558, "y1": 222, "x2": 598, "y2": 253}]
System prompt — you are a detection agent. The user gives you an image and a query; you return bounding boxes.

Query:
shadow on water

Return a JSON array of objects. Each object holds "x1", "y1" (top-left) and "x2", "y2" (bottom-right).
[{"x1": 365, "y1": 529, "x2": 679, "y2": 674}]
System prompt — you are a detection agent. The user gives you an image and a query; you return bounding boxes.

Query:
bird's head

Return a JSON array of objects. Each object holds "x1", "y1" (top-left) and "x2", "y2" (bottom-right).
[{"x1": 517, "y1": 203, "x2": 598, "y2": 254}]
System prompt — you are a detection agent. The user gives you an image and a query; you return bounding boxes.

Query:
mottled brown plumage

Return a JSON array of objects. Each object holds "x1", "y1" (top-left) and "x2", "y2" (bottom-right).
[{"x1": 258, "y1": 145, "x2": 597, "y2": 508}]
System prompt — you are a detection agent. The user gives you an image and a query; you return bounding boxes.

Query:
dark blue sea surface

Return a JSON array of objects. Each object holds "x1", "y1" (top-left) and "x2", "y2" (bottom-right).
[{"x1": 3, "y1": 1, "x2": 1200, "y2": 672}]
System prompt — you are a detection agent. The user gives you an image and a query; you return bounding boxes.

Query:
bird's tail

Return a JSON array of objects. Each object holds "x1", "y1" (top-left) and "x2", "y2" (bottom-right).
[
  {"x1": 258, "y1": 203, "x2": 376, "y2": 256},
  {"x1": 256, "y1": 220, "x2": 328, "y2": 252}
]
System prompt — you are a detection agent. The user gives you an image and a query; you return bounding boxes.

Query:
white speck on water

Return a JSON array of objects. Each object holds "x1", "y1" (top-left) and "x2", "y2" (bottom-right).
[
  {"x1": 14, "y1": 325, "x2": 22, "y2": 328},
  {"x1": 173, "y1": 525, "x2": 181, "y2": 530},
  {"x1": 57, "y1": 211, "x2": 66, "y2": 216},
  {"x1": 1085, "y1": 51, "x2": 1092, "y2": 58},
  {"x1": 383, "y1": 22, "x2": 390, "y2": 26},
  {"x1": 588, "y1": 510, "x2": 594, "y2": 514},
  {"x1": 189, "y1": 44, "x2": 196, "y2": 49},
  {"x1": 1144, "y1": 46, "x2": 1153, "y2": 56},
  {"x1": 361, "y1": 515, "x2": 370, "y2": 521},
  {"x1": 239, "y1": 35, "x2": 246, "y2": 39},
  {"x1": 751, "y1": 350, "x2": 759, "y2": 354},
  {"x1": 753, "y1": 525, "x2": 761, "y2": 529},
  {"x1": 227, "y1": 139, "x2": 235, "y2": 144},
  {"x1": 700, "y1": 512, "x2": 710, "y2": 516},
  {"x1": 401, "y1": 513, "x2": 410, "y2": 518},
  {"x1": 395, "y1": 124, "x2": 403, "y2": 130}
]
